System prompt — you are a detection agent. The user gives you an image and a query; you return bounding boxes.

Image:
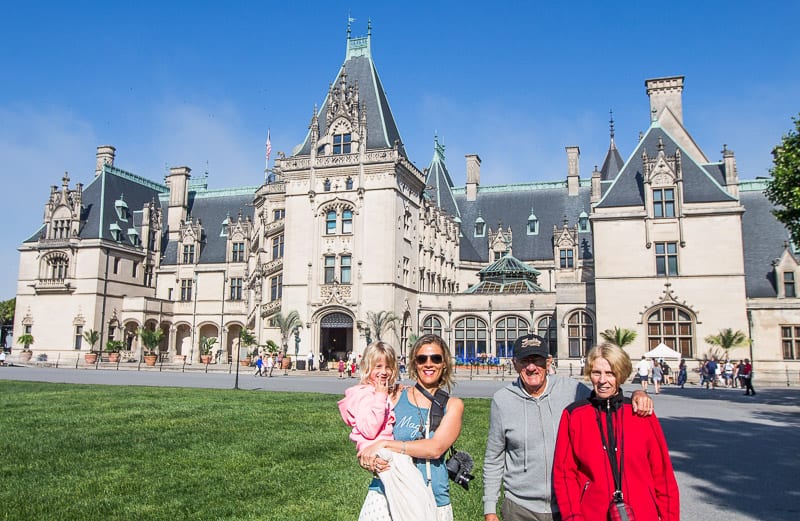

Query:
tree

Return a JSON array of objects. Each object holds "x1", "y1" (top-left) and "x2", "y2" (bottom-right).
[
  {"x1": 704, "y1": 328, "x2": 749, "y2": 359},
  {"x1": 0, "y1": 298, "x2": 15, "y2": 347},
  {"x1": 765, "y1": 114, "x2": 800, "y2": 245},
  {"x1": 272, "y1": 311, "x2": 303, "y2": 356},
  {"x1": 359, "y1": 310, "x2": 400, "y2": 343},
  {"x1": 599, "y1": 327, "x2": 637, "y2": 348},
  {"x1": 82, "y1": 329, "x2": 100, "y2": 353}
]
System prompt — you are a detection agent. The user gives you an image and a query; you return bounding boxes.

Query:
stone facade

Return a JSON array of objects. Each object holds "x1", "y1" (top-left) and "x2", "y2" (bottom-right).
[{"x1": 13, "y1": 32, "x2": 800, "y2": 382}]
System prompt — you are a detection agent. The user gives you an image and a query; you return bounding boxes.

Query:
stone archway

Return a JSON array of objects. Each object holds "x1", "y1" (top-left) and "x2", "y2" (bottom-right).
[{"x1": 319, "y1": 311, "x2": 354, "y2": 364}]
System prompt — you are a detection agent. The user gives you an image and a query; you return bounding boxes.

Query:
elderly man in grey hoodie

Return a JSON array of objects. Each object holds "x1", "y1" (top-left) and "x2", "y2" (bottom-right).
[{"x1": 483, "y1": 335, "x2": 653, "y2": 521}]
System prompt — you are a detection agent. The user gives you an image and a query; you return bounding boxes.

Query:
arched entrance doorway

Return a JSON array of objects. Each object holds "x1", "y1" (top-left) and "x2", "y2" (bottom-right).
[{"x1": 320, "y1": 312, "x2": 353, "y2": 364}]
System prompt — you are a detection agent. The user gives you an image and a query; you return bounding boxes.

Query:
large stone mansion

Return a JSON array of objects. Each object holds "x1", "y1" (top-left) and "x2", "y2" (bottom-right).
[{"x1": 14, "y1": 29, "x2": 800, "y2": 379}]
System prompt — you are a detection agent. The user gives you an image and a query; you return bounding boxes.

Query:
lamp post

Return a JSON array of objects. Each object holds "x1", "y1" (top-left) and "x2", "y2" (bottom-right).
[{"x1": 234, "y1": 328, "x2": 241, "y2": 390}]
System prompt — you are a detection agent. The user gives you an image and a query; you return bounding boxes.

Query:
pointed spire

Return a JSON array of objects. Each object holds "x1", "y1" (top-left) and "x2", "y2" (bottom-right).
[{"x1": 609, "y1": 110, "x2": 616, "y2": 149}]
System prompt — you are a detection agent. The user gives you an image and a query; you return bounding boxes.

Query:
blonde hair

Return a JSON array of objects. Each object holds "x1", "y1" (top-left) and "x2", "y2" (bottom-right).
[
  {"x1": 584, "y1": 343, "x2": 633, "y2": 383},
  {"x1": 359, "y1": 341, "x2": 399, "y2": 387},
  {"x1": 408, "y1": 334, "x2": 455, "y2": 392}
]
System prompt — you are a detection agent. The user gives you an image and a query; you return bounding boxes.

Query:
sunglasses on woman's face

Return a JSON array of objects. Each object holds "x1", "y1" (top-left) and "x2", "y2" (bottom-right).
[{"x1": 415, "y1": 354, "x2": 444, "y2": 365}]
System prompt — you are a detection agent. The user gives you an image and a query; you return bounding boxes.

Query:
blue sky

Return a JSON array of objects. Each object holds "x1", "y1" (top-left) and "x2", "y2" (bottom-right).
[{"x1": 2, "y1": 1, "x2": 799, "y2": 299}]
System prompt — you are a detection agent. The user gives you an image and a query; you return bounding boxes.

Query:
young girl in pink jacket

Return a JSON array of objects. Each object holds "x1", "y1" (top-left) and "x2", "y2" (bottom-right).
[{"x1": 338, "y1": 342, "x2": 436, "y2": 521}]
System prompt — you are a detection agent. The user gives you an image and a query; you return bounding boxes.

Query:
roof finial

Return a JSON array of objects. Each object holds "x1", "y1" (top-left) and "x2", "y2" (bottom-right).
[
  {"x1": 368, "y1": 18, "x2": 372, "y2": 36},
  {"x1": 347, "y1": 14, "x2": 354, "y2": 39},
  {"x1": 609, "y1": 109, "x2": 615, "y2": 143}
]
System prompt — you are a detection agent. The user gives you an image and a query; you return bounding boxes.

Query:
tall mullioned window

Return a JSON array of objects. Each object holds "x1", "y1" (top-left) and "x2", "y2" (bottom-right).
[
  {"x1": 567, "y1": 311, "x2": 593, "y2": 358},
  {"x1": 340, "y1": 255, "x2": 352, "y2": 284},
  {"x1": 326, "y1": 211, "x2": 337, "y2": 235},
  {"x1": 655, "y1": 242, "x2": 678, "y2": 276},
  {"x1": 324, "y1": 256, "x2": 335, "y2": 284},
  {"x1": 784, "y1": 272, "x2": 796, "y2": 298},
  {"x1": 781, "y1": 325, "x2": 799, "y2": 359},
  {"x1": 180, "y1": 279, "x2": 193, "y2": 301},
  {"x1": 653, "y1": 188, "x2": 676, "y2": 218},
  {"x1": 232, "y1": 242, "x2": 245, "y2": 262},
  {"x1": 333, "y1": 133, "x2": 352, "y2": 154},
  {"x1": 229, "y1": 277, "x2": 243, "y2": 301},
  {"x1": 183, "y1": 244, "x2": 195, "y2": 264},
  {"x1": 560, "y1": 249, "x2": 574, "y2": 268},
  {"x1": 272, "y1": 235, "x2": 284, "y2": 260},
  {"x1": 342, "y1": 209, "x2": 353, "y2": 234},
  {"x1": 495, "y1": 316, "x2": 529, "y2": 358},
  {"x1": 454, "y1": 316, "x2": 488, "y2": 359}
]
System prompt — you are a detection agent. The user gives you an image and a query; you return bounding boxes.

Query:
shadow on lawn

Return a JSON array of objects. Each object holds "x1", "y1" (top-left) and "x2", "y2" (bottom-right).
[{"x1": 661, "y1": 410, "x2": 800, "y2": 521}]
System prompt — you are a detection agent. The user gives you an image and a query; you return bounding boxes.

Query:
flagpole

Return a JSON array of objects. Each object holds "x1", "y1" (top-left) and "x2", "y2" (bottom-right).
[{"x1": 264, "y1": 128, "x2": 272, "y2": 183}]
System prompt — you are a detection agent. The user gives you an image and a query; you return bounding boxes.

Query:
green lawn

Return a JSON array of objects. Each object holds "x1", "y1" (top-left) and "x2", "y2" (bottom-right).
[{"x1": 0, "y1": 381, "x2": 490, "y2": 520}]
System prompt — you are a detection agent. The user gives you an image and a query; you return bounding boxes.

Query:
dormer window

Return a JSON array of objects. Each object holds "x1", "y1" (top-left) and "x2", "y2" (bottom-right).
[
  {"x1": 220, "y1": 216, "x2": 230, "y2": 237},
  {"x1": 109, "y1": 223, "x2": 122, "y2": 242},
  {"x1": 578, "y1": 212, "x2": 589, "y2": 233},
  {"x1": 127, "y1": 228, "x2": 140, "y2": 246},
  {"x1": 115, "y1": 197, "x2": 129, "y2": 221},
  {"x1": 527, "y1": 213, "x2": 539, "y2": 235},
  {"x1": 333, "y1": 133, "x2": 352, "y2": 154},
  {"x1": 474, "y1": 216, "x2": 486, "y2": 238},
  {"x1": 653, "y1": 188, "x2": 676, "y2": 218}
]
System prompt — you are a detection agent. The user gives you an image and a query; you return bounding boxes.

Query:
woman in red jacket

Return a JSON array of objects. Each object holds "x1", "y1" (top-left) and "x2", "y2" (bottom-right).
[{"x1": 553, "y1": 344, "x2": 679, "y2": 521}]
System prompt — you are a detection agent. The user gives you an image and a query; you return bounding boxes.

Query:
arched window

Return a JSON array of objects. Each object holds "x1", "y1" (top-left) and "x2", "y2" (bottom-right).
[
  {"x1": 495, "y1": 316, "x2": 529, "y2": 358},
  {"x1": 567, "y1": 311, "x2": 593, "y2": 358},
  {"x1": 48, "y1": 255, "x2": 69, "y2": 280},
  {"x1": 422, "y1": 316, "x2": 443, "y2": 337},
  {"x1": 537, "y1": 315, "x2": 558, "y2": 356},
  {"x1": 578, "y1": 211, "x2": 589, "y2": 233},
  {"x1": 325, "y1": 210, "x2": 337, "y2": 235},
  {"x1": 647, "y1": 306, "x2": 693, "y2": 358},
  {"x1": 474, "y1": 217, "x2": 486, "y2": 237},
  {"x1": 342, "y1": 209, "x2": 353, "y2": 234},
  {"x1": 454, "y1": 316, "x2": 488, "y2": 359}
]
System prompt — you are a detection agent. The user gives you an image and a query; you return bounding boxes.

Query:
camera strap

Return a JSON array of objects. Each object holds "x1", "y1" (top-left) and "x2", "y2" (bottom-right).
[{"x1": 414, "y1": 383, "x2": 449, "y2": 433}]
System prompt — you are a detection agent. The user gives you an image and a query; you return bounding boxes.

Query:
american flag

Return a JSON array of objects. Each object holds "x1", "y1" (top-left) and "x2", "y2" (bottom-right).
[{"x1": 265, "y1": 129, "x2": 272, "y2": 167}]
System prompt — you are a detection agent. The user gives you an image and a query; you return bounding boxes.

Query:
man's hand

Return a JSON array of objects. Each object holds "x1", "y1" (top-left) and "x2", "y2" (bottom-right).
[
  {"x1": 631, "y1": 389, "x2": 654, "y2": 416},
  {"x1": 485, "y1": 514, "x2": 500, "y2": 521}
]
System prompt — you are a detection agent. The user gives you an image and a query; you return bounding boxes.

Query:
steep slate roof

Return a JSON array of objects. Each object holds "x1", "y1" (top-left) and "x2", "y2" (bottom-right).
[
  {"x1": 739, "y1": 182, "x2": 793, "y2": 297},
  {"x1": 160, "y1": 187, "x2": 257, "y2": 266},
  {"x1": 596, "y1": 123, "x2": 736, "y2": 209},
  {"x1": 600, "y1": 142, "x2": 625, "y2": 182},
  {"x1": 294, "y1": 33, "x2": 406, "y2": 158},
  {"x1": 424, "y1": 138, "x2": 460, "y2": 218},
  {"x1": 453, "y1": 182, "x2": 594, "y2": 264},
  {"x1": 24, "y1": 165, "x2": 166, "y2": 245}
]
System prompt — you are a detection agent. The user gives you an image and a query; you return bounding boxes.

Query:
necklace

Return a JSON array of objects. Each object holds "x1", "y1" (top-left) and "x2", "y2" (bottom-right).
[{"x1": 411, "y1": 387, "x2": 428, "y2": 440}]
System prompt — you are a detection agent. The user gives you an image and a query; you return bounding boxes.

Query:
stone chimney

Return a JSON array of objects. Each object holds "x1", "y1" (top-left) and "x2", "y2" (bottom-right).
[
  {"x1": 591, "y1": 165, "x2": 601, "y2": 204},
  {"x1": 465, "y1": 154, "x2": 481, "y2": 202},
  {"x1": 722, "y1": 145, "x2": 739, "y2": 198},
  {"x1": 566, "y1": 146, "x2": 580, "y2": 196},
  {"x1": 166, "y1": 166, "x2": 191, "y2": 241},
  {"x1": 645, "y1": 76, "x2": 684, "y2": 124},
  {"x1": 95, "y1": 145, "x2": 116, "y2": 177}
]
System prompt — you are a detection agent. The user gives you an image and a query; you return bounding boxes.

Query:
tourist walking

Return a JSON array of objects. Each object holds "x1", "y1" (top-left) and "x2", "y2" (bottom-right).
[
  {"x1": 741, "y1": 358, "x2": 756, "y2": 396},
  {"x1": 635, "y1": 355, "x2": 651, "y2": 392}
]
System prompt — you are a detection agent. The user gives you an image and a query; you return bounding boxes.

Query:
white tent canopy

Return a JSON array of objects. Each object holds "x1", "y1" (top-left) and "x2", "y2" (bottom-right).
[{"x1": 643, "y1": 343, "x2": 683, "y2": 359}]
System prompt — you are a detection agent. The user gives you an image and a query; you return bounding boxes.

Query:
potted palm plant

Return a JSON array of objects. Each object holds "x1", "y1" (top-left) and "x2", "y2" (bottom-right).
[
  {"x1": 105, "y1": 339, "x2": 124, "y2": 363},
  {"x1": 82, "y1": 329, "x2": 100, "y2": 364},
  {"x1": 138, "y1": 327, "x2": 164, "y2": 366},
  {"x1": 17, "y1": 333, "x2": 34, "y2": 362},
  {"x1": 199, "y1": 336, "x2": 217, "y2": 364},
  {"x1": 239, "y1": 330, "x2": 257, "y2": 366}
]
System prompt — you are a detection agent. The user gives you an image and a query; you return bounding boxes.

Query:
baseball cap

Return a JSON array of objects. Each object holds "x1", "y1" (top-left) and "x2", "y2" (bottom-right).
[{"x1": 513, "y1": 334, "x2": 549, "y2": 360}]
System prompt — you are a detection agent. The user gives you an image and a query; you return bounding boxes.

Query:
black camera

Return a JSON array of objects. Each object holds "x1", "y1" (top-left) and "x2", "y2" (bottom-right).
[{"x1": 446, "y1": 450, "x2": 475, "y2": 490}]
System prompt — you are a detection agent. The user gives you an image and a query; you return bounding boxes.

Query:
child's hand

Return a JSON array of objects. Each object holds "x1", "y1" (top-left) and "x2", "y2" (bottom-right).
[{"x1": 373, "y1": 378, "x2": 390, "y2": 394}]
